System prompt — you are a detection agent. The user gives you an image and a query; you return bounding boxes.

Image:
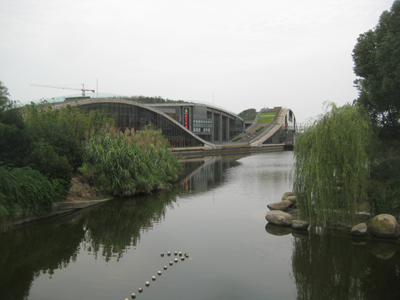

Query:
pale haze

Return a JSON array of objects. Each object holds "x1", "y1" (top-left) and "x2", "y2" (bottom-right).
[{"x1": 0, "y1": 0, "x2": 394, "y2": 122}]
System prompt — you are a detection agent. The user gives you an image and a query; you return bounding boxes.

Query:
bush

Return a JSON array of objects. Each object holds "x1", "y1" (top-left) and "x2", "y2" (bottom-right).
[
  {"x1": 0, "y1": 165, "x2": 64, "y2": 221},
  {"x1": 369, "y1": 186, "x2": 400, "y2": 217},
  {"x1": 23, "y1": 102, "x2": 114, "y2": 172},
  {"x1": 0, "y1": 81, "x2": 31, "y2": 167},
  {"x1": 25, "y1": 141, "x2": 73, "y2": 191},
  {"x1": 80, "y1": 124, "x2": 182, "y2": 196}
]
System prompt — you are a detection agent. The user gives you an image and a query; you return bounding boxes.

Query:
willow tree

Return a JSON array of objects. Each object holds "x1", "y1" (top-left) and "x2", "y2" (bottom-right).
[{"x1": 293, "y1": 103, "x2": 372, "y2": 226}]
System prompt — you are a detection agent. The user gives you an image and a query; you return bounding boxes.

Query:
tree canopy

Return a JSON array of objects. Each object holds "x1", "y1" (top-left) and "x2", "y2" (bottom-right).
[
  {"x1": 238, "y1": 108, "x2": 257, "y2": 120},
  {"x1": 352, "y1": 0, "x2": 400, "y2": 140},
  {"x1": 0, "y1": 81, "x2": 30, "y2": 167}
]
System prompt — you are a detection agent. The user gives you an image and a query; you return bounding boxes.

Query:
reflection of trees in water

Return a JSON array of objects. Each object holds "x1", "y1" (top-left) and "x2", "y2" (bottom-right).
[
  {"x1": 0, "y1": 156, "x2": 242, "y2": 300},
  {"x1": 0, "y1": 186, "x2": 180, "y2": 300},
  {"x1": 0, "y1": 218, "x2": 85, "y2": 300},
  {"x1": 82, "y1": 186, "x2": 180, "y2": 261},
  {"x1": 292, "y1": 232, "x2": 400, "y2": 300}
]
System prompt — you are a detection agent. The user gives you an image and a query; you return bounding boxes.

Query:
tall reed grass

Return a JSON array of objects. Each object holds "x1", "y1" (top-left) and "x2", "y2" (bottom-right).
[{"x1": 80, "y1": 123, "x2": 182, "y2": 196}]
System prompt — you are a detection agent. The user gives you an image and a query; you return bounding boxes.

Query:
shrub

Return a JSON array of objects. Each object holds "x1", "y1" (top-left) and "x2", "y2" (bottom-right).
[
  {"x1": 81, "y1": 124, "x2": 182, "y2": 196},
  {"x1": 23, "y1": 102, "x2": 114, "y2": 172},
  {"x1": 369, "y1": 186, "x2": 400, "y2": 217},
  {"x1": 25, "y1": 141, "x2": 73, "y2": 191},
  {"x1": 0, "y1": 82, "x2": 31, "y2": 167},
  {"x1": 0, "y1": 165, "x2": 64, "y2": 221}
]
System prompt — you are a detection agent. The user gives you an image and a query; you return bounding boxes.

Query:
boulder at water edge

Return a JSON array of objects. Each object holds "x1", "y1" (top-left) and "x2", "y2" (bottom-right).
[
  {"x1": 351, "y1": 223, "x2": 368, "y2": 237},
  {"x1": 267, "y1": 200, "x2": 293, "y2": 211},
  {"x1": 291, "y1": 220, "x2": 309, "y2": 230},
  {"x1": 369, "y1": 214, "x2": 400, "y2": 239},
  {"x1": 266, "y1": 211, "x2": 293, "y2": 226},
  {"x1": 282, "y1": 192, "x2": 295, "y2": 201}
]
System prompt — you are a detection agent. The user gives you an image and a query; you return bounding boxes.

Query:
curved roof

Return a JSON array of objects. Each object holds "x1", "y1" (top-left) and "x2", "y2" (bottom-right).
[{"x1": 53, "y1": 98, "x2": 215, "y2": 148}]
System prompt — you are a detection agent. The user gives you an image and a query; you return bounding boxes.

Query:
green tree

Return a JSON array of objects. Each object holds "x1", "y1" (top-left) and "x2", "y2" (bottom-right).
[
  {"x1": 238, "y1": 108, "x2": 257, "y2": 120},
  {"x1": 0, "y1": 81, "x2": 31, "y2": 167},
  {"x1": 352, "y1": 0, "x2": 400, "y2": 140},
  {"x1": 293, "y1": 103, "x2": 372, "y2": 226}
]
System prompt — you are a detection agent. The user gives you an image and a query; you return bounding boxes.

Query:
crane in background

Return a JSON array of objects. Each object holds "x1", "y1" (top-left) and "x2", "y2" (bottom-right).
[{"x1": 31, "y1": 83, "x2": 95, "y2": 97}]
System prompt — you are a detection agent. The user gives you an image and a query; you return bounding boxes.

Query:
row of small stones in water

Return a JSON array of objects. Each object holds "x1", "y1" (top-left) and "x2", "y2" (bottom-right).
[{"x1": 126, "y1": 251, "x2": 190, "y2": 299}]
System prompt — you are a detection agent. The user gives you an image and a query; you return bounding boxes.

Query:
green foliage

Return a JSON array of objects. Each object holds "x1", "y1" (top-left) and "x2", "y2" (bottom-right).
[
  {"x1": 238, "y1": 108, "x2": 257, "y2": 120},
  {"x1": 255, "y1": 126, "x2": 264, "y2": 132},
  {"x1": 232, "y1": 136, "x2": 242, "y2": 142},
  {"x1": 257, "y1": 112, "x2": 276, "y2": 124},
  {"x1": 26, "y1": 141, "x2": 73, "y2": 190},
  {"x1": 81, "y1": 123, "x2": 182, "y2": 196},
  {"x1": 0, "y1": 81, "x2": 31, "y2": 167},
  {"x1": 369, "y1": 140, "x2": 400, "y2": 188},
  {"x1": 293, "y1": 103, "x2": 372, "y2": 226},
  {"x1": 22, "y1": 102, "x2": 113, "y2": 187},
  {"x1": 369, "y1": 186, "x2": 400, "y2": 217},
  {"x1": 366, "y1": 139, "x2": 400, "y2": 217},
  {"x1": 352, "y1": 0, "x2": 400, "y2": 140},
  {"x1": 0, "y1": 165, "x2": 64, "y2": 221}
]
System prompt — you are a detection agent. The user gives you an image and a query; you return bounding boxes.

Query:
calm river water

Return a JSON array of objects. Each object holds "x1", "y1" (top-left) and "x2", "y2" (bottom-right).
[{"x1": 1, "y1": 152, "x2": 400, "y2": 300}]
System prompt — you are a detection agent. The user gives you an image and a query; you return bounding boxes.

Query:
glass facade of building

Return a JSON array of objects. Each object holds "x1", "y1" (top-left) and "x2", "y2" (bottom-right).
[
  {"x1": 78, "y1": 102, "x2": 204, "y2": 148},
  {"x1": 152, "y1": 103, "x2": 245, "y2": 143}
]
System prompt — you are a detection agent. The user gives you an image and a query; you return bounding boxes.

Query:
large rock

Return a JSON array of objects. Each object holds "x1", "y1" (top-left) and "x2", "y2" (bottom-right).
[
  {"x1": 266, "y1": 211, "x2": 293, "y2": 226},
  {"x1": 69, "y1": 178, "x2": 82, "y2": 195},
  {"x1": 282, "y1": 192, "x2": 295, "y2": 200},
  {"x1": 291, "y1": 220, "x2": 309, "y2": 230},
  {"x1": 267, "y1": 200, "x2": 293, "y2": 211},
  {"x1": 369, "y1": 214, "x2": 400, "y2": 239},
  {"x1": 351, "y1": 223, "x2": 368, "y2": 237}
]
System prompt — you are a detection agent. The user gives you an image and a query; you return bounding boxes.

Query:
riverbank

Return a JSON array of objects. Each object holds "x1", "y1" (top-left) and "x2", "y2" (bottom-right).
[
  {"x1": 0, "y1": 174, "x2": 113, "y2": 233},
  {"x1": 11, "y1": 197, "x2": 113, "y2": 227},
  {"x1": 266, "y1": 192, "x2": 400, "y2": 240},
  {"x1": 171, "y1": 143, "x2": 290, "y2": 159}
]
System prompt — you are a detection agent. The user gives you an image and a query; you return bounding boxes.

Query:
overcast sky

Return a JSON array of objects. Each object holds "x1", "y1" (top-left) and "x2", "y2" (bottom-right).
[{"x1": 0, "y1": 0, "x2": 395, "y2": 122}]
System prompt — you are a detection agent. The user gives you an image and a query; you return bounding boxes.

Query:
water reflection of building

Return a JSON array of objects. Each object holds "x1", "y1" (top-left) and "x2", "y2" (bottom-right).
[{"x1": 180, "y1": 156, "x2": 243, "y2": 194}]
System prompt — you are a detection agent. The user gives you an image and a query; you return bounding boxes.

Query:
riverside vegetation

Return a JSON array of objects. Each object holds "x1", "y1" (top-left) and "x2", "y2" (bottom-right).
[
  {"x1": 294, "y1": 1, "x2": 400, "y2": 229},
  {"x1": 0, "y1": 83, "x2": 182, "y2": 232}
]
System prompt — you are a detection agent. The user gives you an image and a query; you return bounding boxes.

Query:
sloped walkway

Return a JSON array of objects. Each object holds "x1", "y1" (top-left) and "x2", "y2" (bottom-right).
[{"x1": 221, "y1": 108, "x2": 282, "y2": 146}]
